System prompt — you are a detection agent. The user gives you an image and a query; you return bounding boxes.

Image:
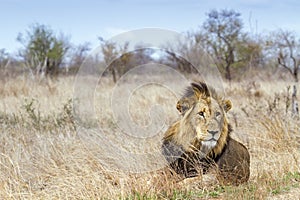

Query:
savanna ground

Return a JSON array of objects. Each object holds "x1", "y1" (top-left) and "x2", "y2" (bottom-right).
[{"x1": 0, "y1": 72, "x2": 299, "y2": 199}]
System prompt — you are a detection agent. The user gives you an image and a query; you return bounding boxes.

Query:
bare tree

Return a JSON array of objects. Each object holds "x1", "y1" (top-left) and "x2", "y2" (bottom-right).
[
  {"x1": 201, "y1": 9, "x2": 248, "y2": 81},
  {"x1": 267, "y1": 29, "x2": 300, "y2": 116},
  {"x1": 99, "y1": 37, "x2": 129, "y2": 83},
  {"x1": 161, "y1": 32, "x2": 208, "y2": 74},
  {"x1": 273, "y1": 30, "x2": 300, "y2": 82},
  {"x1": 201, "y1": 9, "x2": 264, "y2": 81},
  {"x1": 68, "y1": 42, "x2": 91, "y2": 73}
]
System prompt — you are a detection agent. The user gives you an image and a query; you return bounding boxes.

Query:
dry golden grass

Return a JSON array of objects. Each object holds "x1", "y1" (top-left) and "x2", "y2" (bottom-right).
[{"x1": 0, "y1": 75, "x2": 299, "y2": 199}]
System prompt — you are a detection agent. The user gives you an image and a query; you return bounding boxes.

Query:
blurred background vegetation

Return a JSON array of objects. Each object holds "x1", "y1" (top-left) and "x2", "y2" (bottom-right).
[{"x1": 0, "y1": 9, "x2": 299, "y2": 84}]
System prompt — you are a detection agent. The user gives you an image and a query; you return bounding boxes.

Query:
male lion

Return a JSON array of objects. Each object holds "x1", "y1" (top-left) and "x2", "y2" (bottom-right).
[{"x1": 162, "y1": 82, "x2": 250, "y2": 185}]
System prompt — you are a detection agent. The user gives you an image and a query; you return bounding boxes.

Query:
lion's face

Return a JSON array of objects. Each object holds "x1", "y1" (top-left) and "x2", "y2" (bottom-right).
[{"x1": 178, "y1": 82, "x2": 232, "y2": 154}]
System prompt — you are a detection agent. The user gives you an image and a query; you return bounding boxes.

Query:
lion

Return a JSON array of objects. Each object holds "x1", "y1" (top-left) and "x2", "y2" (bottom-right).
[{"x1": 162, "y1": 82, "x2": 250, "y2": 185}]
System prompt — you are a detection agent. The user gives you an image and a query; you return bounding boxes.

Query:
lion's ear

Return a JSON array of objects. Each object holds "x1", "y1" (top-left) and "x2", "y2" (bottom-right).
[
  {"x1": 176, "y1": 101, "x2": 184, "y2": 114},
  {"x1": 176, "y1": 98, "x2": 190, "y2": 115},
  {"x1": 223, "y1": 99, "x2": 232, "y2": 112}
]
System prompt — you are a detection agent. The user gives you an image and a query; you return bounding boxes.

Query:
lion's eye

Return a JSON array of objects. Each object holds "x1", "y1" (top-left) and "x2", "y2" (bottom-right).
[
  {"x1": 215, "y1": 112, "x2": 221, "y2": 117},
  {"x1": 198, "y1": 111, "x2": 205, "y2": 117}
]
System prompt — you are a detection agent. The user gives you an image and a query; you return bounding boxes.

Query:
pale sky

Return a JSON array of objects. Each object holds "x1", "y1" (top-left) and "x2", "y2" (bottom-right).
[{"x1": 1, "y1": 0, "x2": 300, "y2": 54}]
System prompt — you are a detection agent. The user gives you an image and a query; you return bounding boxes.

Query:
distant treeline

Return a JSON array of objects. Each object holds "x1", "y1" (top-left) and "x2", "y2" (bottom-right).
[{"x1": 0, "y1": 9, "x2": 299, "y2": 82}]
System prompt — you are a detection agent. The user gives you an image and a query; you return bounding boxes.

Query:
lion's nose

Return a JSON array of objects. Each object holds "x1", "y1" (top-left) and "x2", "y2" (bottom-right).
[{"x1": 207, "y1": 130, "x2": 218, "y2": 136}]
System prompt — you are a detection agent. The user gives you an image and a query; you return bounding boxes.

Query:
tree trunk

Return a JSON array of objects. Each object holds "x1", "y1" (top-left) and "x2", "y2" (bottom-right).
[
  {"x1": 286, "y1": 86, "x2": 291, "y2": 114},
  {"x1": 292, "y1": 85, "x2": 299, "y2": 116},
  {"x1": 225, "y1": 65, "x2": 232, "y2": 81},
  {"x1": 294, "y1": 69, "x2": 298, "y2": 82},
  {"x1": 111, "y1": 68, "x2": 117, "y2": 83}
]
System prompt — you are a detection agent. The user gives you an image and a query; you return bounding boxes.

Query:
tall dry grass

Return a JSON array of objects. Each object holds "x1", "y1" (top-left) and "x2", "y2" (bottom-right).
[{"x1": 0, "y1": 75, "x2": 299, "y2": 199}]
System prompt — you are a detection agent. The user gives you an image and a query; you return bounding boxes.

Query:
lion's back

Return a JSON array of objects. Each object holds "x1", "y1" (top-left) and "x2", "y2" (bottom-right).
[{"x1": 216, "y1": 137, "x2": 250, "y2": 185}]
